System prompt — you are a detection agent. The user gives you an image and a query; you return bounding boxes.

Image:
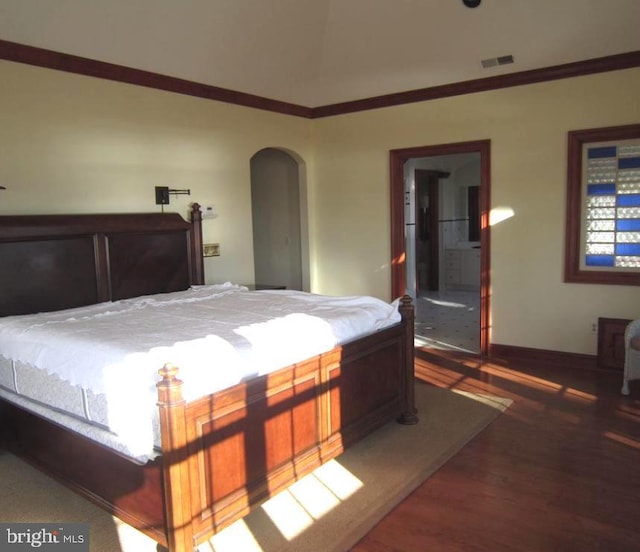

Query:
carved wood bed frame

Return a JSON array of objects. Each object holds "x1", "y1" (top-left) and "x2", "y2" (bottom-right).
[{"x1": 0, "y1": 204, "x2": 417, "y2": 551}]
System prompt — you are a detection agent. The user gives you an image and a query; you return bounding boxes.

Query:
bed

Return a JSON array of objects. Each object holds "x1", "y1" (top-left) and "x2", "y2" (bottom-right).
[{"x1": 0, "y1": 204, "x2": 417, "y2": 552}]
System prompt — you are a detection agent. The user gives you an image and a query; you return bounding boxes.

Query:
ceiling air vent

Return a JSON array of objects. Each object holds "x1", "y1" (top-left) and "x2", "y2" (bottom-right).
[{"x1": 481, "y1": 54, "x2": 514, "y2": 69}]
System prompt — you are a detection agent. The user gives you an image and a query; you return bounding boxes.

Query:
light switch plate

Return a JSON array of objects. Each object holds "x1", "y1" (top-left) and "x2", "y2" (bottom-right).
[{"x1": 203, "y1": 243, "x2": 220, "y2": 257}]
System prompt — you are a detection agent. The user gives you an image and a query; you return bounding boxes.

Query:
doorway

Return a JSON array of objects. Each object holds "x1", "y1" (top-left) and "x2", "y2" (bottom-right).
[
  {"x1": 390, "y1": 141, "x2": 490, "y2": 356},
  {"x1": 250, "y1": 148, "x2": 310, "y2": 291}
]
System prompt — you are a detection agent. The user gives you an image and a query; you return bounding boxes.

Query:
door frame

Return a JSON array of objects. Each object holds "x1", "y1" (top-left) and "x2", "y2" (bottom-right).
[{"x1": 390, "y1": 140, "x2": 491, "y2": 356}]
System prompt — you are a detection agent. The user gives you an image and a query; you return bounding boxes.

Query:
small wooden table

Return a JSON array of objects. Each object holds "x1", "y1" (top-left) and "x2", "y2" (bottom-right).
[{"x1": 597, "y1": 317, "x2": 631, "y2": 370}]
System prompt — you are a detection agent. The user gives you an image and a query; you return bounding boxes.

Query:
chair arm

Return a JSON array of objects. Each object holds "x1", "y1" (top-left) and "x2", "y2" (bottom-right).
[{"x1": 625, "y1": 319, "x2": 640, "y2": 348}]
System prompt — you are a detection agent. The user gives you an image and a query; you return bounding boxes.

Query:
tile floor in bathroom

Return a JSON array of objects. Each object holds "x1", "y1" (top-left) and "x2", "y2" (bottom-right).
[{"x1": 414, "y1": 289, "x2": 480, "y2": 353}]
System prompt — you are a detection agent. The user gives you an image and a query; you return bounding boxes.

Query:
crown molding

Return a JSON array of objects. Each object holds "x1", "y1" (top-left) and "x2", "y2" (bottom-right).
[
  {"x1": 0, "y1": 39, "x2": 312, "y2": 118},
  {"x1": 2, "y1": 39, "x2": 639, "y2": 119},
  {"x1": 312, "y1": 50, "x2": 640, "y2": 118}
]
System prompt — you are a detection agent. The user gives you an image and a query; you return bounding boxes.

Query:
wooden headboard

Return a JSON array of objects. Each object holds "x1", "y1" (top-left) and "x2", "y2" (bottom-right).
[{"x1": 0, "y1": 204, "x2": 204, "y2": 317}]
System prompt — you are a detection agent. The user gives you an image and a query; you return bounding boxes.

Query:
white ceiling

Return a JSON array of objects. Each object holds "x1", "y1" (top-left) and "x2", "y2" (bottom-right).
[{"x1": 2, "y1": 0, "x2": 640, "y2": 107}]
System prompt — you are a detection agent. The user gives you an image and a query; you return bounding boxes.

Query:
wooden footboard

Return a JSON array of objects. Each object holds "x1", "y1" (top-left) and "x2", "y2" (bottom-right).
[{"x1": 157, "y1": 296, "x2": 416, "y2": 551}]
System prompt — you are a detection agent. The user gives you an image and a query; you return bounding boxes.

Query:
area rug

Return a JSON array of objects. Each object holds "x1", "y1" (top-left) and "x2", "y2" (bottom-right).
[{"x1": 0, "y1": 383, "x2": 511, "y2": 552}]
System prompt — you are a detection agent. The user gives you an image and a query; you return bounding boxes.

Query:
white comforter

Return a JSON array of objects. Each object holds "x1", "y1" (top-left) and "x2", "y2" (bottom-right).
[{"x1": 0, "y1": 283, "x2": 401, "y2": 459}]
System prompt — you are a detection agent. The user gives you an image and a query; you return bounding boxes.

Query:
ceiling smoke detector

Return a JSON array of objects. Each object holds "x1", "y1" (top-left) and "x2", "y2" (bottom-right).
[{"x1": 481, "y1": 55, "x2": 515, "y2": 69}]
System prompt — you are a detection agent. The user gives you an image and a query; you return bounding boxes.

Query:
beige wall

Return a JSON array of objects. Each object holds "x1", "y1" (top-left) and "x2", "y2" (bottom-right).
[
  {"x1": 2, "y1": 60, "x2": 639, "y2": 356},
  {"x1": 0, "y1": 61, "x2": 314, "y2": 285},
  {"x1": 312, "y1": 68, "x2": 640, "y2": 354}
]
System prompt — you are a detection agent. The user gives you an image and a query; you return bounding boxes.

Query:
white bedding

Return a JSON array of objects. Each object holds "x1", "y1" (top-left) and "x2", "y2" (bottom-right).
[{"x1": 0, "y1": 283, "x2": 401, "y2": 461}]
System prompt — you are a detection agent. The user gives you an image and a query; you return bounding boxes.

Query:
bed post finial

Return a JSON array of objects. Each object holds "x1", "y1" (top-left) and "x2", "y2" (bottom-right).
[
  {"x1": 189, "y1": 203, "x2": 205, "y2": 285},
  {"x1": 157, "y1": 363, "x2": 184, "y2": 405},
  {"x1": 397, "y1": 295, "x2": 418, "y2": 425}
]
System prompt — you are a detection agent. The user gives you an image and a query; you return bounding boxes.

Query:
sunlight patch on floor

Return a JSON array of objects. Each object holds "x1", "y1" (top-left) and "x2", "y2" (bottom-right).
[
  {"x1": 200, "y1": 459, "x2": 364, "y2": 550},
  {"x1": 104, "y1": 458, "x2": 366, "y2": 552},
  {"x1": 547, "y1": 409, "x2": 582, "y2": 425},
  {"x1": 414, "y1": 335, "x2": 476, "y2": 353},
  {"x1": 452, "y1": 390, "x2": 512, "y2": 411},
  {"x1": 616, "y1": 404, "x2": 640, "y2": 422},
  {"x1": 313, "y1": 458, "x2": 364, "y2": 500},
  {"x1": 113, "y1": 517, "x2": 158, "y2": 552},
  {"x1": 261, "y1": 460, "x2": 363, "y2": 540},
  {"x1": 415, "y1": 290, "x2": 479, "y2": 353},
  {"x1": 207, "y1": 520, "x2": 263, "y2": 551},
  {"x1": 603, "y1": 430, "x2": 640, "y2": 449},
  {"x1": 562, "y1": 387, "x2": 597, "y2": 403},
  {"x1": 422, "y1": 297, "x2": 469, "y2": 309},
  {"x1": 421, "y1": 368, "x2": 468, "y2": 389},
  {"x1": 482, "y1": 364, "x2": 564, "y2": 392}
]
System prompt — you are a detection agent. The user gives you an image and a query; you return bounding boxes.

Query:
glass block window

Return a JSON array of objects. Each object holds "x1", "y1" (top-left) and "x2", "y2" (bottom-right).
[{"x1": 582, "y1": 142, "x2": 640, "y2": 269}]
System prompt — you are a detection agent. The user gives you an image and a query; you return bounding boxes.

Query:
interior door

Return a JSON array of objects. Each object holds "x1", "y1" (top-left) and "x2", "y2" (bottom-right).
[{"x1": 415, "y1": 169, "x2": 446, "y2": 292}]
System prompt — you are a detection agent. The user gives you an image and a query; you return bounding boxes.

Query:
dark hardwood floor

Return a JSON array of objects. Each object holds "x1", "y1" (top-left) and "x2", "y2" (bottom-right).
[{"x1": 352, "y1": 348, "x2": 640, "y2": 552}]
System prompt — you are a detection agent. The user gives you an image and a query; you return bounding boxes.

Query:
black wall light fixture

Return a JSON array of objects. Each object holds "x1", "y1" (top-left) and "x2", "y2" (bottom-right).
[
  {"x1": 463, "y1": 0, "x2": 481, "y2": 7},
  {"x1": 155, "y1": 186, "x2": 191, "y2": 205}
]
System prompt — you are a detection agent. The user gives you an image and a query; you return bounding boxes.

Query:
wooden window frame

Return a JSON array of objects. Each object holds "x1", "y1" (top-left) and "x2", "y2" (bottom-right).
[{"x1": 564, "y1": 123, "x2": 640, "y2": 286}]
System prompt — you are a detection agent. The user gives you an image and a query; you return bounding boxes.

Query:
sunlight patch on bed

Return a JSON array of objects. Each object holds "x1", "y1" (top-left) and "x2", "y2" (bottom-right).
[
  {"x1": 103, "y1": 368, "x2": 157, "y2": 460},
  {"x1": 234, "y1": 314, "x2": 337, "y2": 371}
]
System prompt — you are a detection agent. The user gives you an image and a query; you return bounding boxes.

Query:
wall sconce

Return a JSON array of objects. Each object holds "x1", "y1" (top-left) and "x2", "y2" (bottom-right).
[{"x1": 155, "y1": 186, "x2": 191, "y2": 205}]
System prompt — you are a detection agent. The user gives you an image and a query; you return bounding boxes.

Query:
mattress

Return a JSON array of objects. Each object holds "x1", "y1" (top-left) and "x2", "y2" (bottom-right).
[
  {"x1": 0, "y1": 361, "x2": 160, "y2": 462},
  {"x1": 0, "y1": 283, "x2": 402, "y2": 462}
]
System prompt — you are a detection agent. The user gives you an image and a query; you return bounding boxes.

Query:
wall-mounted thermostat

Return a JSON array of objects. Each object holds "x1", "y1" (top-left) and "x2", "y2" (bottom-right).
[{"x1": 202, "y1": 205, "x2": 217, "y2": 219}]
